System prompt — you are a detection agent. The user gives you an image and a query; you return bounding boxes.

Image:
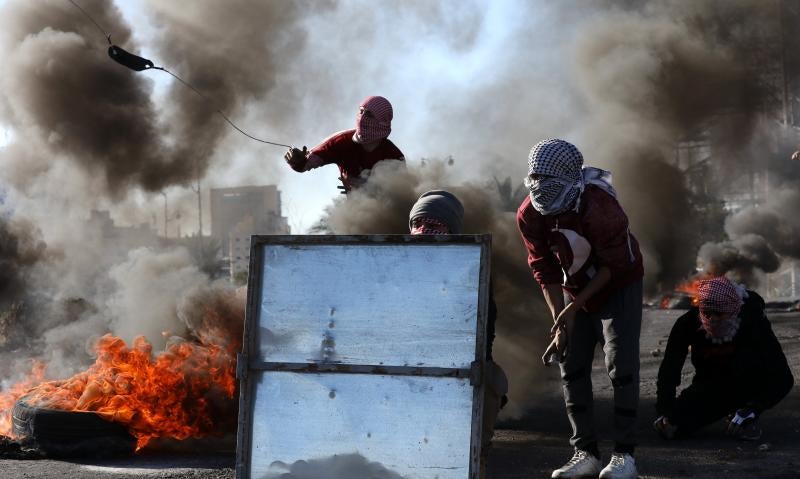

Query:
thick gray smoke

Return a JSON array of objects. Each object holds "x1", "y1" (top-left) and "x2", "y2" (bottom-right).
[
  {"x1": 298, "y1": 0, "x2": 773, "y2": 292},
  {"x1": 314, "y1": 0, "x2": 780, "y2": 413},
  {"x1": 571, "y1": 2, "x2": 770, "y2": 291},
  {"x1": 726, "y1": 189, "x2": 800, "y2": 259},
  {"x1": 697, "y1": 234, "x2": 780, "y2": 285},
  {"x1": 106, "y1": 247, "x2": 209, "y2": 348},
  {"x1": 178, "y1": 283, "x2": 246, "y2": 353},
  {"x1": 0, "y1": 2, "x2": 310, "y2": 443},
  {"x1": 0, "y1": 219, "x2": 47, "y2": 307},
  {"x1": 0, "y1": 0, "x2": 169, "y2": 195},
  {"x1": 0, "y1": 246, "x2": 233, "y2": 383},
  {"x1": 0, "y1": 0, "x2": 311, "y2": 370},
  {"x1": 699, "y1": 187, "x2": 800, "y2": 283},
  {"x1": 0, "y1": 0, "x2": 312, "y2": 247},
  {"x1": 0, "y1": 0, "x2": 308, "y2": 196},
  {"x1": 143, "y1": 0, "x2": 310, "y2": 189},
  {"x1": 584, "y1": 1, "x2": 800, "y2": 288},
  {"x1": 0, "y1": 218, "x2": 47, "y2": 349}
]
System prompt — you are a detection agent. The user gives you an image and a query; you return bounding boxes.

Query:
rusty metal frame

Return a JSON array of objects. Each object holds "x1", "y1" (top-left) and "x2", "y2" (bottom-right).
[{"x1": 235, "y1": 234, "x2": 491, "y2": 479}]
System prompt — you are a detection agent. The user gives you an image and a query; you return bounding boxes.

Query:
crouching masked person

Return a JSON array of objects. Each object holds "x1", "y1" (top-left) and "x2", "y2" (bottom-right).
[
  {"x1": 284, "y1": 96, "x2": 405, "y2": 193},
  {"x1": 409, "y1": 190, "x2": 509, "y2": 479},
  {"x1": 516, "y1": 139, "x2": 644, "y2": 479},
  {"x1": 654, "y1": 277, "x2": 794, "y2": 441}
]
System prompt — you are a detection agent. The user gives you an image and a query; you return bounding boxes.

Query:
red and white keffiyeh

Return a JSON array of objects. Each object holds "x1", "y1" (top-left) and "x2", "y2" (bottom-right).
[
  {"x1": 697, "y1": 277, "x2": 745, "y2": 343},
  {"x1": 410, "y1": 217, "x2": 450, "y2": 235},
  {"x1": 354, "y1": 96, "x2": 393, "y2": 144}
]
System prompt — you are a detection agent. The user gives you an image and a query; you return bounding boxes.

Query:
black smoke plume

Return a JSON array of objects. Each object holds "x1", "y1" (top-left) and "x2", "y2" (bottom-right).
[{"x1": 0, "y1": 0, "x2": 308, "y2": 197}]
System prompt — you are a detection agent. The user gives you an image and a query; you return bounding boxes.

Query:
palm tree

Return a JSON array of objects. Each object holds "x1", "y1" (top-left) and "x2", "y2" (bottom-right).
[{"x1": 493, "y1": 176, "x2": 528, "y2": 212}]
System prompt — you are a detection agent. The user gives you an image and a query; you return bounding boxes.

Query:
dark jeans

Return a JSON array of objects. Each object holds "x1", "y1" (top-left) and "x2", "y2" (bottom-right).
[{"x1": 559, "y1": 280, "x2": 643, "y2": 452}]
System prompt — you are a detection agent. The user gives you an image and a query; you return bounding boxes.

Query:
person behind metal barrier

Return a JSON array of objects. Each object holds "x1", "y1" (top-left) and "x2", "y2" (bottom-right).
[
  {"x1": 284, "y1": 96, "x2": 405, "y2": 193},
  {"x1": 654, "y1": 277, "x2": 794, "y2": 441},
  {"x1": 408, "y1": 190, "x2": 508, "y2": 479},
  {"x1": 516, "y1": 139, "x2": 644, "y2": 479}
]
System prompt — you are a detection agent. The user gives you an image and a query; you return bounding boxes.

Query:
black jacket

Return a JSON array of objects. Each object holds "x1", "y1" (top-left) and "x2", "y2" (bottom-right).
[{"x1": 656, "y1": 291, "x2": 794, "y2": 416}]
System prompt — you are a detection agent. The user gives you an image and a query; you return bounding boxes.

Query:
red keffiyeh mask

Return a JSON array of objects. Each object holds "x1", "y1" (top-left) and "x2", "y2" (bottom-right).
[
  {"x1": 410, "y1": 217, "x2": 449, "y2": 235},
  {"x1": 697, "y1": 277, "x2": 745, "y2": 343},
  {"x1": 355, "y1": 96, "x2": 393, "y2": 144}
]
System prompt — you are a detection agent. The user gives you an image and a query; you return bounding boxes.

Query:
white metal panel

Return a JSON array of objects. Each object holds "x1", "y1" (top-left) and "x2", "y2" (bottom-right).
[
  {"x1": 258, "y1": 244, "x2": 480, "y2": 368},
  {"x1": 249, "y1": 371, "x2": 473, "y2": 479}
]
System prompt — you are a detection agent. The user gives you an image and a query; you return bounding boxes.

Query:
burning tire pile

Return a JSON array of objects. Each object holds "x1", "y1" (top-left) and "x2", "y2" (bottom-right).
[
  {"x1": 0, "y1": 289, "x2": 244, "y2": 459},
  {"x1": 0, "y1": 333, "x2": 239, "y2": 458}
]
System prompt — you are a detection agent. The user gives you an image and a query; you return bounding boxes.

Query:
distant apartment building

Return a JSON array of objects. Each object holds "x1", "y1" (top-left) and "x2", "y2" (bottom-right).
[
  {"x1": 209, "y1": 185, "x2": 290, "y2": 280},
  {"x1": 765, "y1": 260, "x2": 800, "y2": 301},
  {"x1": 87, "y1": 210, "x2": 159, "y2": 256}
]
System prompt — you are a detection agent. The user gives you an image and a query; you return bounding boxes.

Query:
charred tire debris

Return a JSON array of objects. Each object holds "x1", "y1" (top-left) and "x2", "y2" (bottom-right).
[
  {"x1": 11, "y1": 397, "x2": 136, "y2": 458},
  {"x1": 0, "y1": 434, "x2": 43, "y2": 460}
]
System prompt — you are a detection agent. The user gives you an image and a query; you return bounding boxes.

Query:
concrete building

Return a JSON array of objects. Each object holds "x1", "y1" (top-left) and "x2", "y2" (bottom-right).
[
  {"x1": 765, "y1": 260, "x2": 800, "y2": 301},
  {"x1": 87, "y1": 210, "x2": 159, "y2": 256},
  {"x1": 209, "y1": 185, "x2": 290, "y2": 280}
]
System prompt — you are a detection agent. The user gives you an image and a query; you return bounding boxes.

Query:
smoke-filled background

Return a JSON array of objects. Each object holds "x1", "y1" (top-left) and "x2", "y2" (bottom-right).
[{"x1": 0, "y1": 0, "x2": 799, "y2": 424}]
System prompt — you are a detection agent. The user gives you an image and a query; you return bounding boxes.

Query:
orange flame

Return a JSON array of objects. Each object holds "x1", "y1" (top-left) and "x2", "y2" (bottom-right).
[
  {"x1": 0, "y1": 334, "x2": 236, "y2": 451},
  {"x1": 674, "y1": 276, "x2": 709, "y2": 307},
  {"x1": 659, "y1": 296, "x2": 671, "y2": 309},
  {"x1": 659, "y1": 276, "x2": 712, "y2": 309},
  {"x1": 0, "y1": 361, "x2": 47, "y2": 437}
]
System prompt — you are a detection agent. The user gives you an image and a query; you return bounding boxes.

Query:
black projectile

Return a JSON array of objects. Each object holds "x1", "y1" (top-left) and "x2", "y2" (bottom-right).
[{"x1": 108, "y1": 45, "x2": 154, "y2": 72}]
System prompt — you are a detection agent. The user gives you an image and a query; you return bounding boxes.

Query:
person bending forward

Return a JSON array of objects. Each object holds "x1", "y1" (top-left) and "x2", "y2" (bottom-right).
[{"x1": 516, "y1": 139, "x2": 644, "y2": 479}]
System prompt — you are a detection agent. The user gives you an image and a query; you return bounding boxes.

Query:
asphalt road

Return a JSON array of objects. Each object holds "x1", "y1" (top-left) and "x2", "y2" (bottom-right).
[{"x1": 2, "y1": 309, "x2": 798, "y2": 478}]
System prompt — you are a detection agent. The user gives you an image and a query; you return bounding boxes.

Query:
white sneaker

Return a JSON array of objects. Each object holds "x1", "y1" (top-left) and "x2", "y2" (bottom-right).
[
  {"x1": 599, "y1": 453, "x2": 638, "y2": 479},
  {"x1": 551, "y1": 449, "x2": 602, "y2": 478}
]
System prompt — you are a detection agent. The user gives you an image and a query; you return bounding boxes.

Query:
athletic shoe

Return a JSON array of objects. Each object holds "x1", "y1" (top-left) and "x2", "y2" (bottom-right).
[
  {"x1": 551, "y1": 449, "x2": 602, "y2": 478},
  {"x1": 599, "y1": 452, "x2": 638, "y2": 479}
]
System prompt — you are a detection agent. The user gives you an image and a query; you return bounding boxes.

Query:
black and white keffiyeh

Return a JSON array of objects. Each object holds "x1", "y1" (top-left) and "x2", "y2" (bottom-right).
[
  {"x1": 524, "y1": 139, "x2": 616, "y2": 215},
  {"x1": 527, "y1": 138, "x2": 584, "y2": 182}
]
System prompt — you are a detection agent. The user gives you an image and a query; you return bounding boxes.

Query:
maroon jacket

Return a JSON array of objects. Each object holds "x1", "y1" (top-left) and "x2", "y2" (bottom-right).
[
  {"x1": 516, "y1": 185, "x2": 643, "y2": 312},
  {"x1": 310, "y1": 129, "x2": 404, "y2": 190}
]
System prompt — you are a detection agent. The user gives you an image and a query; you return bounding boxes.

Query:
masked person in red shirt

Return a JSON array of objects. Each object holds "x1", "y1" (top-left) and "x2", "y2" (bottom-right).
[
  {"x1": 516, "y1": 139, "x2": 644, "y2": 479},
  {"x1": 409, "y1": 190, "x2": 508, "y2": 479},
  {"x1": 284, "y1": 96, "x2": 405, "y2": 193}
]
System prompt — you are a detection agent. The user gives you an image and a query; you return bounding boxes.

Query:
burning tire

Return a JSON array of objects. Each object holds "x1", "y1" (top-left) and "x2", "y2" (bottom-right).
[{"x1": 12, "y1": 397, "x2": 136, "y2": 457}]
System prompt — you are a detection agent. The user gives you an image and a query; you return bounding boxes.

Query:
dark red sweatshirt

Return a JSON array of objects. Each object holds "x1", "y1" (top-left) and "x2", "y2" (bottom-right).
[
  {"x1": 516, "y1": 185, "x2": 644, "y2": 312},
  {"x1": 310, "y1": 129, "x2": 404, "y2": 190}
]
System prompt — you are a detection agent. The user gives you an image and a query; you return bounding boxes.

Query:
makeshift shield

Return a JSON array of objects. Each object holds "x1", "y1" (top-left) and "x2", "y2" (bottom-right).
[{"x1": 236, "y1": 235, "x2": 491, "y2": 479}]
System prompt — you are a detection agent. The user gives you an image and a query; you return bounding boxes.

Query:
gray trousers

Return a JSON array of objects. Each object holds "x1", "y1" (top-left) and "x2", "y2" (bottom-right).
[{"x1": 559, "y1": 280, "x2": 642, "y2": 451}]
